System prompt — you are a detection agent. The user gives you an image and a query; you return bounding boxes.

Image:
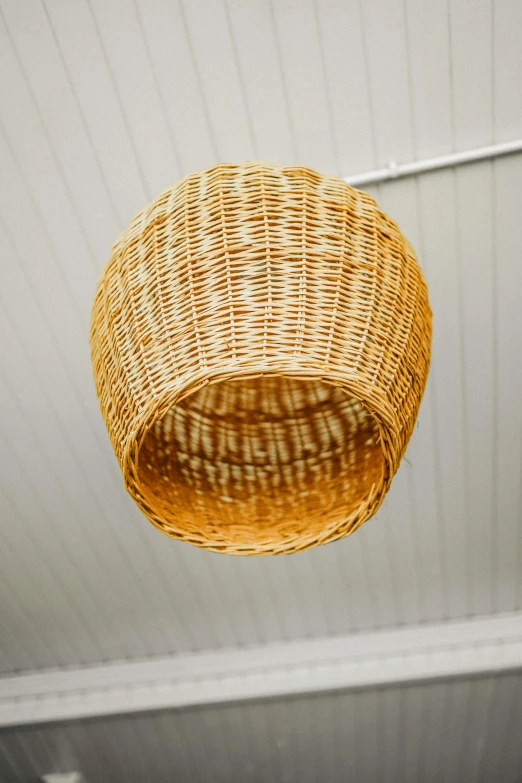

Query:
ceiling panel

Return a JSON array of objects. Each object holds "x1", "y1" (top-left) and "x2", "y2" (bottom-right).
[
  {"x1": 1, "y1": 673, "x2": 522, "y2": 782},
  {"x1": 0, "y1": 0, "x2": 521, "y2": 677}
]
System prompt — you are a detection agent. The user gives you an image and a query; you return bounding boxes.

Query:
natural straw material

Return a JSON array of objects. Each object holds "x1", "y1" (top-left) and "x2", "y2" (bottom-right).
[{"x1": 91, "y1": 162, "x2": 431, "y2": 555}]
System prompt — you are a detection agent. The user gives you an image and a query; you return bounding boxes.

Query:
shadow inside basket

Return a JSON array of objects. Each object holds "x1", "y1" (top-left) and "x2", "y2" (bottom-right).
[{"x1": 137, "y1": 376, "x2": 385, "y2": 551}]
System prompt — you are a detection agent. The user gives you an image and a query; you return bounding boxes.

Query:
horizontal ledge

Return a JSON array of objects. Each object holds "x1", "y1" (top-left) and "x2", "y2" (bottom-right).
[
  {"x1": 41, "y1": 775, "x2": 83, "y2": 783},
  {"x1": 1, "y1": 611, "x2": 521, "y2": 728},
  {"x1": 344, "y1": 138, "x2": 522, "y2": 187}
]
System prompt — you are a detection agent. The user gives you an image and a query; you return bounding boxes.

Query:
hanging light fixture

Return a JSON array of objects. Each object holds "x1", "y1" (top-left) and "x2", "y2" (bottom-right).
[{"x1": 91, "y1": 162, "x2": 431, "y2": 555}]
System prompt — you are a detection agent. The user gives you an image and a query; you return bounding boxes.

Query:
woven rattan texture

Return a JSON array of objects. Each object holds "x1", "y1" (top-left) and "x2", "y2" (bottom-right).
[{"x1": 91, "y1": 162, "x2": 431, "y2": 555}]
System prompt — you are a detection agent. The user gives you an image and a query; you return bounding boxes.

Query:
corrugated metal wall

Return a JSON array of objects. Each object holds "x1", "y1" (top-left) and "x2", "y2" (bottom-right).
[
  {"x1": 1, "y1": 673, "x2": 522, "y2": 782},
  {"x1": 1, "y1": 0, "x2": 522, "y2": 673},
  {"x1": 1, "y1": 1, "x2": 522, "y2": 778}
]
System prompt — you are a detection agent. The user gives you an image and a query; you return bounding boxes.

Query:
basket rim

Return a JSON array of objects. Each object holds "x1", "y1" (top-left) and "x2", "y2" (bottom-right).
[{"x1": 121, "y1": 363, "x2": 394, "y2": 555}]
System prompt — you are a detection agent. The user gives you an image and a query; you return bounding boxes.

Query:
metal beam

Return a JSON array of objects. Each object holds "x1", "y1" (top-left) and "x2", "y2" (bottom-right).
[
  {"x1": 1, "y1": 612, "x2": 521, "y2": 728},
  {"x1": 344, "y1": 138, "x2": 522, "y2": 187},
  {"x1": 41, "y1": 775, "x2": 83, "y2": 783}
]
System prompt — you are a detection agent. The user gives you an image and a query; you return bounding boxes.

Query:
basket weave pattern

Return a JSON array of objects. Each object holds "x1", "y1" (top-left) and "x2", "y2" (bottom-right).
[{"x1": 91, "y1": 162, "x2": 431, "y2": 555}]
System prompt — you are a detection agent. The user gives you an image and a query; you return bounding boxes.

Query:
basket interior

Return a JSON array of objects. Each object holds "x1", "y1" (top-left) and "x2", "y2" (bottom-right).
[{"x1": 137, "y1": 376, "x2": 385, "y2": 552}]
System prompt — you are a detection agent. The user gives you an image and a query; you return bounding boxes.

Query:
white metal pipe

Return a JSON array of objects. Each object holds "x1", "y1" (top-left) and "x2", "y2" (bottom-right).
[{"x1": 344, "y1": 138, "x2": 522, "y2": 187}]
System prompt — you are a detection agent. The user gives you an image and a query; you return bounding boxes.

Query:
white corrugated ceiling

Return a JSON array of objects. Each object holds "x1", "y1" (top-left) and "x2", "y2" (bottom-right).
[
  {"x1": 1, "y1": 0, "x2": 522, "y2": 668},
  {"x1": 0, "y1": 0, "x2": 521, "y2": 776}
]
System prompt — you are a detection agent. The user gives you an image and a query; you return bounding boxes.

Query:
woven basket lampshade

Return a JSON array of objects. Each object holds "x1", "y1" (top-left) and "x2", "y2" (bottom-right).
[{"x1": 91, "y1": 162, "x2": 431, "y2": 555}]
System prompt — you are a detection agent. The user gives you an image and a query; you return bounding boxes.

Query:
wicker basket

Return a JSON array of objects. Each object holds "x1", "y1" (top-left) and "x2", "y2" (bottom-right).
[{"x1": 91, "y1": 162, "x2": 431, "y2": 555}]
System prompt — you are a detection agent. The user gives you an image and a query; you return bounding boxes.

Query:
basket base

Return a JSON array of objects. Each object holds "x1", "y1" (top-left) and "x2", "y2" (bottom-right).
[{"x1": 136, "y1": 375, "x2": 385, "y2": 555}]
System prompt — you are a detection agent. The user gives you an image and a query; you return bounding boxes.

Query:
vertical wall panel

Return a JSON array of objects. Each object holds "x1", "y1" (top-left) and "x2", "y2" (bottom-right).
[
  {"x1": 377, "y1": 180, "x2": 434, "y2": 625},
  {"x1": 224, "y1": 0, "x2": 295, "y2": 165},
  {"x1": 133, "y1": 0, "x2": 218, "y2": 175},
  {"x1": 455, "y1": 162, "x2": 495, "y2": 616},
  {"x1": 493, "y1": 0, "x2": 522, "y2": 142},
  {"x1": 492, "y1": 0, "x2": 522, "y2": 617},
  {"x1": 404, "y1": 0, "x2": 452, "y2": 157},
  {"x1": 179, "y1": 0, "x2": 255, "y2": 162},
  {"x1": 313, "y1": 0, "x2": 375, "y2": 174},
  {"x1": 493, "y1": 156, "x2": 522, "y2": 612},
  {"x1": 417, "y1": 171, "x2": 468, "y2": 619},
  {"x1": 0, "y1": 0, "x2": 119, "y2": 258},
  {"x1": 358, "y1": 0, "x2": 414, "y2": 163},
  {"x1": 449, "y1": 0, "x2": 493, "y2": 150},
  {"x1": 269, "y1": 0, "x2": 338, "y2": 173},
  {"x1": 87, "y1": 0, "x2": 182, "y2": 197},
  {"x1": 42, "y1": 0, "x2": 150, "y2": 222}
]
